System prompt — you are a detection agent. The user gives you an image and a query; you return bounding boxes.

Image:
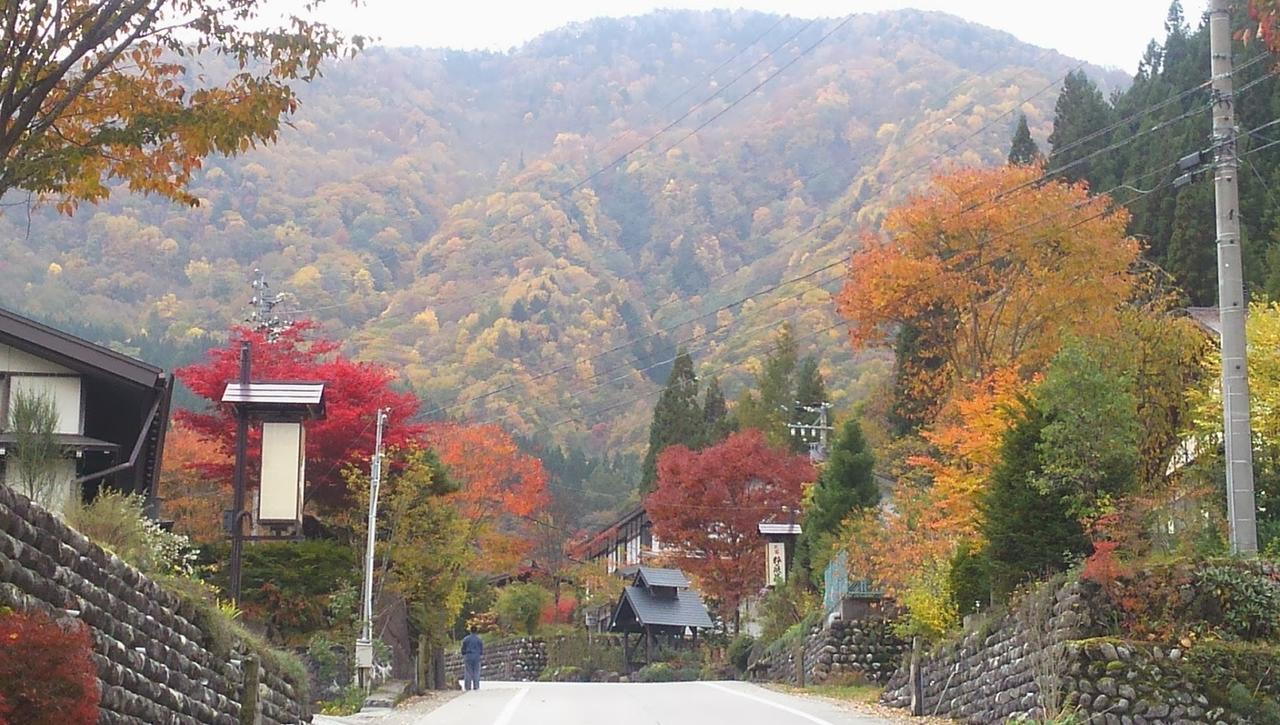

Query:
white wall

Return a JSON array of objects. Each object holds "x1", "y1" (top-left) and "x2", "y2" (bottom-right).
[
  {"x1": 9, "y1": 375, "x2": 82, "y2": 434},
  {"x1": 0, "y1": 343, "x2": 74, "y2": 375}
]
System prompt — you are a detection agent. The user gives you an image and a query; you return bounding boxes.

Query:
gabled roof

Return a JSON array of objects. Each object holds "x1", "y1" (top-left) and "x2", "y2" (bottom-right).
[
  {"x1": 611, "y1": 585, "x2": 714, "y2": 631},
  {"x1": 634, "y1": 567, "x2": 690, "y2": 589},
  {"x1": 0, "y1": 307, "x2": 163, "y2": 389}
]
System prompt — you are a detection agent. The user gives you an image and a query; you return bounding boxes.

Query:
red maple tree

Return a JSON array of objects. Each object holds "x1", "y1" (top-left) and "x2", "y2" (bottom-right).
[
  {"x1": 645, "y1": 429, "x2": 814, "y2": 622},
  {"x1": 176, "y1": 323, "x2": 424, "y2": 511}
]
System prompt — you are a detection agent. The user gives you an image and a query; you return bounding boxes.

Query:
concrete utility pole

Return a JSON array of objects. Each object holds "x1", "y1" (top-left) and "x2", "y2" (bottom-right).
[
  {"x1": 1209, "y1": 0, "x2": 1258, "y2": 554},
  {"x1": 356, "y1": 408, "x2": 388, "y2": 689}
]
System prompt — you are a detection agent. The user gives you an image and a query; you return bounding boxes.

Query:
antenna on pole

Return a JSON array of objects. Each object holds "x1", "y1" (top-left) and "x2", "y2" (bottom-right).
[{"x1": 248, "y1": 269, "x2": 293, "y2": 341}]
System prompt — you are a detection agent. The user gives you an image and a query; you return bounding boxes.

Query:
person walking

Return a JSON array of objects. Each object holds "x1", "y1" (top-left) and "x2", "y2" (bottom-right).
[{"x1": 461, "y1": 625, "x2": 484, "y2": 691}]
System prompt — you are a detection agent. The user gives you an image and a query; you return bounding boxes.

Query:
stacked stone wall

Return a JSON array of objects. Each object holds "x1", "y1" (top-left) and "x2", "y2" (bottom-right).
[
  {"x1": 442, "y1": 637, "x2": 547, "y2": 684},
  {"x1": 749, "y1": 618, "x2": 906, "y2": 686},
  {"x1": 881, "y1": 580, "x2": 1090, "y2": 722},
  {"x1": 0, "y1": 486, "x2": 306, "y2": 724}
]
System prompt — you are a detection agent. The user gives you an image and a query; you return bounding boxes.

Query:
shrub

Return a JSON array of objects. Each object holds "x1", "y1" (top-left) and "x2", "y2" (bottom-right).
[
  {"x1": 727, "y1": 634, "x2": 755, "y2": 673},
  {"x1": 199, "y1": 540, "x2": 358, "y2": 640},
  {"x1": 757, "y1": 576, "x2": 819, "y2": 644},
  {"x1": 1194, "y1": 563, "x2": 1280, "y2": 641},
  {"x1": 538, "y1": 666, "x2": 585, "y2": 682},
  {"x1": 545, "y1": 631, "x2": 625, "y2": 674},
  {"x1": 317, "y1": 684, "x2": 365, "y2": 716},
  {"x1": 633, "y1": 662, "x2": 701, "y2": 683},
  {"x1": 0, "y1": 610, "x2": 99, "y2": 725},
  {"x1": 64, "y1": 490, "x2": 195, "y2": 576},
  {"x1": 1181, "y1": 639, "x2": 1280, "y2": 716},
  {"x1": 493, "y1": 583, "x2": 553, "y2": 635}
]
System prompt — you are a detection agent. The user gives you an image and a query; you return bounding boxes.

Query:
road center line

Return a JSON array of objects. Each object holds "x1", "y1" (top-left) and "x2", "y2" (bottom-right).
[
  {"x1": 701, "y1": 682, "x2": 835, "y2": 725},
  {"x1": 492, "y1": 686, "x2": 529, "y2": 725}
]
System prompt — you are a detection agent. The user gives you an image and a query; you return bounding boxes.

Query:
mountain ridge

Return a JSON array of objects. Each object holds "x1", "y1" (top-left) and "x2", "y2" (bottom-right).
[{"x1": 0, "y1": 8, "x2": 1128, "y2": 453}]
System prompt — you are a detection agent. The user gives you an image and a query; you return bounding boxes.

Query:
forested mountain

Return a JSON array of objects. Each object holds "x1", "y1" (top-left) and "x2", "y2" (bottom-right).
[{"x1": 0, "y1": 9, "x2": 1122, "y2": 454}]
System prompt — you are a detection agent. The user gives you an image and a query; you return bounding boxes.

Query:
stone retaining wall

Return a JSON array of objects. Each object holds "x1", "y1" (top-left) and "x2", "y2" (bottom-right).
[
  {"x1": 881, "y1": 580, "x2": 1089, "y2": 722},
  {"x1": 749, "y1": 618, "x2": 906, "y2": 686},
  {"x1": 0, "y1": 485, "x2": 307, "y2": 724},
  {"x1": 443, "y1": 637, "x2": 547, "y2": 684}
]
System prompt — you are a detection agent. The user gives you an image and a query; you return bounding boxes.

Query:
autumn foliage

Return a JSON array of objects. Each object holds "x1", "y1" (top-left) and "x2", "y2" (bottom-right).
[
  {"x1": 157, "y1": 424, "x2": 230, "y2": 543},
  {"x1": 838, "y1": 164, "x2": 1139, "y2": 387},
  {"x1": 0, "y1": 610, "x2": 99, "y2": 725},
  {"x1": 176, "y1": 323, "x2": 424, "y2": 511},
  {"x1": 836, "y1": 165, "x2": 1143, "y2": 617},
  {"x1": 423, "y1": 422, "x2": 550, "y2": 574},
  {"x1": 646, "y1": 429, "x2": 814, "y2": 620}
]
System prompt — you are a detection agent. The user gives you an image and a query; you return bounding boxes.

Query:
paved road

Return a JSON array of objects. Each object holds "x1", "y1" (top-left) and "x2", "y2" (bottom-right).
[{"x1": 393, "y1": 680, "x2": 896, "y2": 725}]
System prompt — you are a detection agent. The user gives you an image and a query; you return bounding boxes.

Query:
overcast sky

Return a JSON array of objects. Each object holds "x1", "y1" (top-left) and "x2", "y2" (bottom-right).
[{"x1": 267, "y1": 0, "x2": 1208, "y2": 72}]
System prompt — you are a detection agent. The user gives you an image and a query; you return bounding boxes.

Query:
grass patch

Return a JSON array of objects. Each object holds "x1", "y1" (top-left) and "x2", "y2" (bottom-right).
[{"x1": 318, "y1": 684, "x2": 365, "y2": 716}]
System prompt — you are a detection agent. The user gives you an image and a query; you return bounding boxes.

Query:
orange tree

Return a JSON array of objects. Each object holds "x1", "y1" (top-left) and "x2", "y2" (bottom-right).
[
  {"x1": 646, "y1": 429, "x2": 814, "y2": 626},
  {"x1": 422, "y1": 422, "x2": 550, "y2": 575},
  {"x1": 0, "y1": 0, "x2": 361, "y2": 211},
  {"x1": 157, "y1": 422, "x2": 229, "y2": 543},
  {"x1": 835, "y1": 164, "x2": 1142, "y2": 633}
]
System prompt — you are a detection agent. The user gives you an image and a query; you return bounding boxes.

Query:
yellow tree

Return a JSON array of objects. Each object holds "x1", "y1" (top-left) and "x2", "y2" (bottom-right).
[{"x1": 0, "y1": 0, "x2": 362, "y2": 211}]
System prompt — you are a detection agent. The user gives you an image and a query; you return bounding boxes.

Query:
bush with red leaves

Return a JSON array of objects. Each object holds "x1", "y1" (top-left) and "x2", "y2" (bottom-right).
[{"x1": 0, "y1": 609, "x2": 99, "y2": 725}]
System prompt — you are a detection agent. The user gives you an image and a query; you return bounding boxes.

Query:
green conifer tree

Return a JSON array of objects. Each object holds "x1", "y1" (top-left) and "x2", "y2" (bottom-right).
[
  {"x1": 702, "y1": 376, "x2": 734, "y2": 445},
  {"x1": 736, "y1": 324, "x2": 799, "y2": 447},
  {"x1": 981, "y1": 402, "x2": 1089, "y2": 601},
  {"x1": 795, "y1": 418, "x2": 877, "y2": 585},
  {"x1": 790, "y1": 356, "x2": 827, "y2": 454},
  {"x1": 1008, "y1": 114, "x2": 1041, "y2": 166},
  {"x1": 1164, "y1": 183, "x2": 1218, "y2": 306},
  {"x1": 641, "y1": 348, "x2": 706, "y2": 491},
  {"x1": 1047, "y1": 70, "x2": 1114, "y2": 186}
]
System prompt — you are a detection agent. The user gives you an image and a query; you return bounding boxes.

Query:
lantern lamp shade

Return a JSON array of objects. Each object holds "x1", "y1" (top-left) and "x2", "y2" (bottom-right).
[{"x1": 259, "y1": 421, "x2": 305, "y2": 523}]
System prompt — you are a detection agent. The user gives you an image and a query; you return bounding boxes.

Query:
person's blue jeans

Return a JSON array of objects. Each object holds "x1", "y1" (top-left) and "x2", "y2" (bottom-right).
[{"x1": 464, "y1": 655, "x2": 481, "y2": 690}]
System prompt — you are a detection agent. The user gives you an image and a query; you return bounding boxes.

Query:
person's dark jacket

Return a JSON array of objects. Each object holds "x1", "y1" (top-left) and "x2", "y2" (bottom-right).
[{"x1": 461, "y1": 633, "x2": 484, "y2": 658}]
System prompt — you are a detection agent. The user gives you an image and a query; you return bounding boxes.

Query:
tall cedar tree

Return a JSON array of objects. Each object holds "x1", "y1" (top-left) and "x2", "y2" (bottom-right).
[
  {"x1": 646, "y1": 429, "x2": 814, "y2": 623},
  {"x1": 790, "y1": 356, "x2": 828, "y2": 454},
  {"x1": 641, "y1": 348, "x2": 706, "y2": 491},
  {"x1": 795, "y1": 418, "x2": 878, "y2": 584},
  {"x1": 1008, "y1": 114, "x2": 1041, "y2": 166},
  {"x1": 176, "y1": 323, "x2": 424, "y2": 511},
  {"x1": 1046, "y1": 70, "x2": 1114, "y2": 185},
  {"x1": 702, "y1": 377, "x2": 734, "y2": 445},
  {"x1": 981, "y1": 402, "x2": 1089, "y2": 600},
  {"x1": 736, "y1": 324, "x2": 800, "y2": 447}
]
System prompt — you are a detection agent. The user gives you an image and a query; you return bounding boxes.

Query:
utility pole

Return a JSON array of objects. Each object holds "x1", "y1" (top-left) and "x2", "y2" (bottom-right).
[
  {"x1": 228, "y1": 341, "x2": 251, "y2": 605},
  {"x1": 1209, "y1": 0, "x2": 1258, "y2": 554},
  {"x1": 786, "y1": 401, "x2": 834, "y2": 464},
  {"x1": 356, "y1": 408, "x2": 388, "y2": 689}
]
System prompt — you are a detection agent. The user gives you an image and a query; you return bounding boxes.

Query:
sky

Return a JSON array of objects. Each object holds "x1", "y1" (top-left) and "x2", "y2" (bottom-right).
[{"x1": 265, "y1": 0, "x2": 1209, "y2": 72}]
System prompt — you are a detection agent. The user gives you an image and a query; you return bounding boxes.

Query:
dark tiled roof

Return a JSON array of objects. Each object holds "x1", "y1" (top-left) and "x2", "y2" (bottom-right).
[
  {"x1": 612, "y1": 585, "x2": 714, "y2": 630},
  {"x1": 635, "y1": 566, "x2": 690, "y2": 588}
]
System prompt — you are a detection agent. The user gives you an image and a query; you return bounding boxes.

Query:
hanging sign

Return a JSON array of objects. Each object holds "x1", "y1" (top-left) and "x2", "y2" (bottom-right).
[{"x1": 766, "y1": 541, "x2": 786, "y2": 586}]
